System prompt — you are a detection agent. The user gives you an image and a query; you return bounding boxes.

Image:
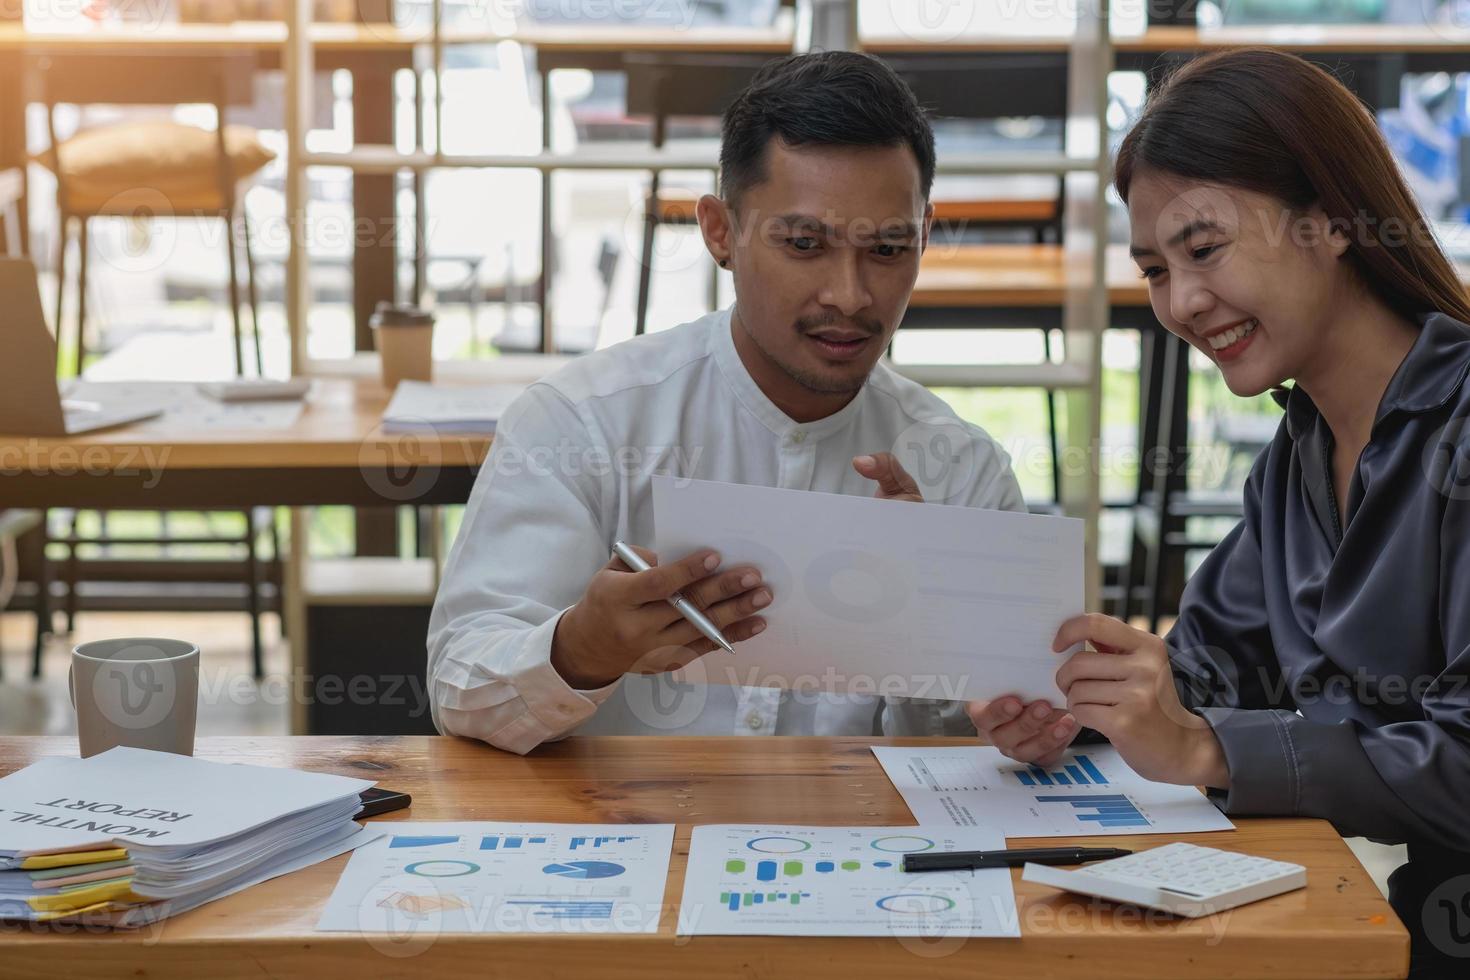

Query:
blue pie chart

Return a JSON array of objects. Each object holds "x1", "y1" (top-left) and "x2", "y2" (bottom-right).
[{"x1": 542, "y1": 861, "x2": 626, "y2": 880}]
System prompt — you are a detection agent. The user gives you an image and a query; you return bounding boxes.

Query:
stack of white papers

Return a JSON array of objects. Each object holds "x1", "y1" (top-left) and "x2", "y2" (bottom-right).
[
  {"x1": 0, "y1": 748, "x2": 380, "y2": 927},
  {"x1": 380, "y1": 381, "x2": 525, "y2": 434}
]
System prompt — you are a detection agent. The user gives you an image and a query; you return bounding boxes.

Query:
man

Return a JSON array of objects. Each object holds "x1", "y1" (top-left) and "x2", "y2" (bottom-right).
[{"x1": 427, "y1": 51, "x2": 1025, "y2": 753}]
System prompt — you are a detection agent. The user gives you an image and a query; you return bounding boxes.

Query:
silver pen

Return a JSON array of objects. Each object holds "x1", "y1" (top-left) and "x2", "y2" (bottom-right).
[{"x1": 611, "y1": 540, "x2": 736, "y2": 655}]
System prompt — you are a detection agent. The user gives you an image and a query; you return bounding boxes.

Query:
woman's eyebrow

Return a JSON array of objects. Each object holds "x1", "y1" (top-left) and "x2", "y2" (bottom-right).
[{"x1": 1129, "y1": 218, "x2": 1226, "y2": 259}]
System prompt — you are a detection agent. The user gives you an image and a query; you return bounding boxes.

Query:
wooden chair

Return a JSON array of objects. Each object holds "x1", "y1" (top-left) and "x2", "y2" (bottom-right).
[
  {"x1": 624, "y1": 53, "x2": 767, "y2": 338},
  {"x1": 0, "y1": 166, "x2": 22, "y2": 257},
  {"x1": 23, "y1": 52, "x2": 280, "y2": 678},
  {"x1": 889, "y1": 56, "x2": 1070, "y2": 503},
  {"x1": 27, "y1": 51, "x2": 273, "y2": 377}
]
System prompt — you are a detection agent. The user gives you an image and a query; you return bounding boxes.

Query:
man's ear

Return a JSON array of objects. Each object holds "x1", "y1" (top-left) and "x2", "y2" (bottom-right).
[
  {"x1": 697, "y1": 194, "x2": 735, "y2": 269},
  {"x1": 920, "y1": 200, "x2": 935, "y2": 255}
]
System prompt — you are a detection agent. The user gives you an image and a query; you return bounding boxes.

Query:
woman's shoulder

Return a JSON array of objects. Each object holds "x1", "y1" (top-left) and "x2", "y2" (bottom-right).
[{"x1": 1393, "y1": 313, "x2": 1470, "y2": 416}]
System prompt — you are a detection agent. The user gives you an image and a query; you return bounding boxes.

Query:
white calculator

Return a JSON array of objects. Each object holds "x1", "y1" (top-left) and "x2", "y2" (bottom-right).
[{"x1": 1022, "y1": 842, "x2": 1307, "y2": 918}]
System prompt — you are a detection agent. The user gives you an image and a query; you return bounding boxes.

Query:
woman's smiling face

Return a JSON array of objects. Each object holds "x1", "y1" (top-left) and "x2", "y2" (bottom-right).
[{"x1": 1125, "y1": 169, "x2": 1354, "y2": 397}]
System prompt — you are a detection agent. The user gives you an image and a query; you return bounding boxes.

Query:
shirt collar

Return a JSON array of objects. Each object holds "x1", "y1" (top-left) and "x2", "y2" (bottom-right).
[
  {"x1": 710, "y1": 306, "x2": 867, "y2": 442},
  {"x1": 1270, "y1": 312, "x2": 1470, "y2": 439}
]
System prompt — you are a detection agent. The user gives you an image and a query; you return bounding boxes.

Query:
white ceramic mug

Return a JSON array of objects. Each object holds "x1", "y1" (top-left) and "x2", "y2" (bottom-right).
[{"x1": 69, "y1": 638, "x2": 200, "y2": 758}]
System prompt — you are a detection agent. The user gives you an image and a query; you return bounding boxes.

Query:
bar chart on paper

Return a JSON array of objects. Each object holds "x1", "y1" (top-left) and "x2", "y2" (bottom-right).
[
  {"x1": 871, "y1": 746, "x2": 1234, "y2": 837},
  {"x1": 678, "y1": 825, "x2": 1020, "y2": 938},
  {"x1": 1008, "y1": 754, "x2": 1111, "y2": 788},
  {"x1": 316, "y1": 823, "x2": 674, "y2": 935}
]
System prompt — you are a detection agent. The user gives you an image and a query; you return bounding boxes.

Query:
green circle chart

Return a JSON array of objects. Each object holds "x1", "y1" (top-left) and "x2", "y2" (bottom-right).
[
  {"x1": 404, "y1": 860, "x2": 480, "y2": 878},
  {"x1": 876, "y1": 893, "x2": 957, "y2": 914},
  {"x1": 869, "y1": 835, "x2": 936, "y2": 853},
  {"x1": 746, "y1": 836, "x2": 813, "y2": 854}
]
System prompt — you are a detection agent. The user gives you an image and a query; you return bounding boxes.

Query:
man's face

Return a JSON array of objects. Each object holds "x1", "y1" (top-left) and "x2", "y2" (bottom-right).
[{"x1": 699, "y1": 140, "x2": 931, "y2": 417}]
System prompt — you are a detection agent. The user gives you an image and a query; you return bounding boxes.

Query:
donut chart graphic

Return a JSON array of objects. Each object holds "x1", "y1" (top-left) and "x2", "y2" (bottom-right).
[
  {"x1": 869, "y1": 835, "x2": 936, "y2": 853},
  {"x1": 404, "y1": 860, "x2": 480, "y2": 878},
  {"x1": 746, "y1": 836, "x2": 813, "y2": 854},
  {"x1": 876, "y1": 893, "x2": 957, "y2": 915}
]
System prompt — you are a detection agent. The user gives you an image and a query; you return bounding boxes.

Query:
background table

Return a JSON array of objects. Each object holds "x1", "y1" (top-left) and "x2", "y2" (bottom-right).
[
  {"x1": 0, "y1": 374, "x2": 507, "y2": 510},
  {"x1": 0, "y1": 735, "x2": 1410, "y2": 979}
]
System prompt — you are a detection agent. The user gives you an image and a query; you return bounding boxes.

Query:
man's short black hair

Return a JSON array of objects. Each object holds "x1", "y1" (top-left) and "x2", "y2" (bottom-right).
[{"x1": 719, "y1": 51, "x2": 936, "y2": 207}]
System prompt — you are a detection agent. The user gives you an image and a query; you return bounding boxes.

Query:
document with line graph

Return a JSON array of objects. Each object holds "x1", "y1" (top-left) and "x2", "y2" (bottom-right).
[{"x1": 873, "y1": 745, "x2": 1235, "y2": 838}]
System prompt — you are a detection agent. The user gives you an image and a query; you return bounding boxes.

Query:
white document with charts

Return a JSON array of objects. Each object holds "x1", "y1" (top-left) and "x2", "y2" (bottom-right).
[
  {"x1": 872, "y1": 745, "x2": 1234, "y2": 837},
  {"x1": 651, "y1": 476, "x2": 1081, "y2": 704},
  {"x1": 315, "y1": 822, "x2": 674, "y2": 935},
  {"x1": 676, "y1": 825, "x2": 1019, "y2": 938}
]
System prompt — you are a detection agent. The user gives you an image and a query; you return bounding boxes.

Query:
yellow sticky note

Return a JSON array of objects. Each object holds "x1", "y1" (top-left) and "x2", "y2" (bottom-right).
[
  {"x1": 29, "y1": 878, "x2": 136, "y2": 913},
  {"x1": 20, "y1": 848, "x2": 129, "y2": 871}
]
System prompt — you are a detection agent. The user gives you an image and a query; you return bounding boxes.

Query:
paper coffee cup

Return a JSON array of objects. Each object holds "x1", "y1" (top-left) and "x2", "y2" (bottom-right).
[{"x1": 372, "y1": 303, "x2": 435, "y2": 389}]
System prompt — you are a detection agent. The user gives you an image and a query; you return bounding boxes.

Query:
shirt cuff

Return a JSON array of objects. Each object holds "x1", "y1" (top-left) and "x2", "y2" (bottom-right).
[
  {"x1": 1197, "y1": 706, "x2": 1298, "y2": 815},
  {"x1": 511, "y1": 609, "x2": 623, "y2": 732}
]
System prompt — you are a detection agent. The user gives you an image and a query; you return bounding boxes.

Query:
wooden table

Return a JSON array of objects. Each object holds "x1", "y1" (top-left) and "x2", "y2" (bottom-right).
[
  {"x1": 0, "y1": 374, "x2": 512, "y2": 510},
  {"x1": 861, "y1": 23, "x2": 1470, "y2": 113},
  {"x1": 0, "y1": 735, "x2": 1410, "y2": 979},
  {"x1": 906, "y1": 242, "x2": 1157, "y2": 339},
  {"x1": 860, "y1": 22, "x2": 1470, "y2": 55},
  {"x1": 913, "y1": 242, "x2": 1149, "y2": 311},
  {"x1": 0, "y1": 21, "x2": 794, "y2": 54}
]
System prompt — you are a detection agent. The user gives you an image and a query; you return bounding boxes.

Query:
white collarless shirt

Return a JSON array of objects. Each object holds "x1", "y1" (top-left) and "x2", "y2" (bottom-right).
[{"x1": 427, "y1": 308, "x2": 1026, "y2": 754}]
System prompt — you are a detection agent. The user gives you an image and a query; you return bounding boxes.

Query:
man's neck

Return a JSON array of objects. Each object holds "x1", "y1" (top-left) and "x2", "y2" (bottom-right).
[{"x1": 729, "y1": 307, "x2": 860, "y2": 424}]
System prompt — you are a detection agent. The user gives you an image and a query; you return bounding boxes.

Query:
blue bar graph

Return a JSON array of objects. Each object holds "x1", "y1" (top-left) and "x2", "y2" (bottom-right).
[
  {"x1": 1035, "y1": 794, "x2": 1149, "y2": 828},
  {"x1": 1010, "y1": 754, "x2": 1110, "y2": 789},
  {"x1": 390, "y1": 835, "x2": 459, "y2": 848},
  {"x1": 721, "y1": 891, "x2": 809, "y2": 911},
  {"x1": 569, "y1": 835, "x2": 639, "y2": 850},
  {"x1": 1077, "y1": 755, "x2": 1108, "y2": 784},
  {"x1": 480, "y1": 835, "x2": 548, "y2": 850},
  {"x1": 815, "y1": 861, "x2": 834, "y2": 873},
  {"x1": 506, "y1": 900, "x2": 613, "y2": 920},
  {"x1": 757, "y1": 860, "x2": 778, "y2": 882}
]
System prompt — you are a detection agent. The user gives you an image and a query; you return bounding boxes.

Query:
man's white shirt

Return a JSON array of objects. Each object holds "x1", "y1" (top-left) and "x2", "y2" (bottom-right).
[{"x1": 427, "y1": 308, "x2": 1026, "y2": 753}]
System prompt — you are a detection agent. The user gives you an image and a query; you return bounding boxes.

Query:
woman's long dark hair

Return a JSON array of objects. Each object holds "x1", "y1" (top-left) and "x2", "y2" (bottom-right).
[{"x1": 1115, "y1": 48, "x2": 1470, "y2": 325}]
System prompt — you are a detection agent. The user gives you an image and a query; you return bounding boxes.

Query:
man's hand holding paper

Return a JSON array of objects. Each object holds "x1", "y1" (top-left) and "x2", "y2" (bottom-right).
[{"x1": 551, "y1": 546, "x2": 773, "y2": 689}]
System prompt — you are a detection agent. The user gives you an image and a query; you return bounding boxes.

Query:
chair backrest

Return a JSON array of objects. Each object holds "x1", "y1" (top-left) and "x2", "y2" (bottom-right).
[
  {"x1": 624, "y1": 53, "x2": 771, "y2": 146},
  {"x1": 0, "y1": 166, "x2": 22, "y2": 257},
  {"x1": 595, "y1": 236, "x2": 621, "y2": 314},
  {"x1": 0, "y1": 257, "x2": 69, "y2": 436},
  {"x1": 22, "y1": 51, "x2": 258, "y2": 109},
  {"x1": 26, "y1": 52, "x2": 260, "y2": 217},
  {"x1": 884, "y1": 55, "x2": 1069, "y2": 122},
  {"x1": 624, "y1": 52, "x2": 1071, "y2": 132}
]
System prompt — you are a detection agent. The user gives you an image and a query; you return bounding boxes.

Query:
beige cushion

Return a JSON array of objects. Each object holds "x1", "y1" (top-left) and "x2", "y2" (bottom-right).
[{"x1": 36, "y1": 120, "x2": 274, "y2": 214}]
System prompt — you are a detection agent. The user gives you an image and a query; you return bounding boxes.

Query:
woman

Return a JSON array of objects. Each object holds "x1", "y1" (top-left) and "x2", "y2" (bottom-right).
[{"x1": 967, "y1": 48, "x2": 1470, "y2": 976}]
